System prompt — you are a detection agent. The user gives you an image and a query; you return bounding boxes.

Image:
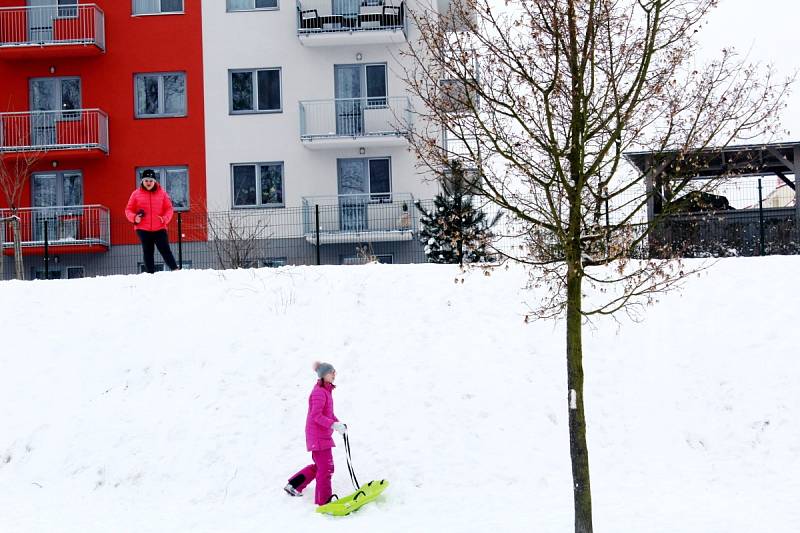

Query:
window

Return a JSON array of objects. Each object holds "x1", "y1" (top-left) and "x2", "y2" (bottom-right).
[
  {"x1": 229, "y1": 69, "x2": 281, "y2": 113},
  {"x1": 30, "y1": 77, "x2": 81, "y2": 121},
  {"x1": 135, "y1": 73, "x2": 186, "y2": 117},
  {"x1": 139, "y1": 260, "x2": 191, "y2": 273},
  {"x1": 231, "y1": 162, "x2": 284, "y2": 208},
  {"x1": 227, "y1": 0, "x2": 279, "y2": 11},
  {"x1": 136, "y1": 166, "x2": 190, "y2": 211},
  {"x1": 261, "y1": 258, "x2": 287, "y2": 268},
  {"x1": 133, "y1": 0, "x2": 184, "y2": 15},
  {"x1": 32, "y1": 171, "x2": 83, "y2": 208},
  {"x1": 365, "y1": 64, "x2": 387, "y2": 107},
  {"x1": 32, "y1": 268, "x2": 62, "y2": 280},
  {"x1": 241, "y1": 257, "x2": 286, "y2": 268},
  {"x1": 66, "y1": 266, "x2": 85, "y2": 279},
  {"x1": 32, "y1": 266, "x2": 84, "y2": 280},
  {"x1": 57, "y1": 0, "x2": 79, "y2": 18},
  {"x1": 337, "y1": 157, "x2": 391, "y2": 202},
  {"x1": 341, "y1": 254, "x2": 393, "y2": 265},
  {"x1": 439, "y1": 78, "x2": 476, "y2": 113},
  {"x1": 368, "y1": 158, "x2": 391, "y2": 201},
  {"x1": 334, "y1": 64, "x2": 387, "y2": 107}
]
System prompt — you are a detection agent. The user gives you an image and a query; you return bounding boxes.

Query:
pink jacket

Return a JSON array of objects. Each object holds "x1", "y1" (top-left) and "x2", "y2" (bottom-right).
[
  {"x1": 125, "y1": 183, "x2": 174, "y2": 232},
  {"x1": 305, "y1": 381, "x2": 339, "y2": 451}
]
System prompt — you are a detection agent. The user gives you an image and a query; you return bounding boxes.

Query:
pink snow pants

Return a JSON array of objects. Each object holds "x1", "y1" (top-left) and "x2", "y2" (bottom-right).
[{"x1": 288, "y1": 448, "x2": 334, "y2": 505}]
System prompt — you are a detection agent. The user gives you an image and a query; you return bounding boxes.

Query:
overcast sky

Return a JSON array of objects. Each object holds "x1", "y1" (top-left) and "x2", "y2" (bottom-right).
[{"x1": 699, "y1": 0, "x2": 798, "y2": 141}]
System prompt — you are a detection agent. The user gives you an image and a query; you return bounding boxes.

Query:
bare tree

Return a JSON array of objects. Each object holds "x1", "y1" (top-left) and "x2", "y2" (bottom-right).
[
  {"x1": 401, "y1": 1, "x2": 791, "y2": 531},
  {"x1": 201, "y1": 208, "x2": 274, "y2": 269},
  {"x1": 0, "y1": 149, "x2": 44, "y2": 280}
]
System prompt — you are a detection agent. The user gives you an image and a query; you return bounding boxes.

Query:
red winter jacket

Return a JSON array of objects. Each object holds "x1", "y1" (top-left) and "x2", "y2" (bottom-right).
[{"x1": 125, "y1": 183, "x2": 174, "y2": 232}]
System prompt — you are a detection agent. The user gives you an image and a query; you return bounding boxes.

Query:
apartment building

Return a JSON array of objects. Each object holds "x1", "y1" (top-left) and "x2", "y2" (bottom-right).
[
  {"x1": 200, "y1": 0, "x2": 441, "y2": 265},
  {"x1": 0, "y1": 0, "x2": 456, "y2": 277},
  {"x1": 0, "y1": 0, "x2": 207, "y2": 278}
]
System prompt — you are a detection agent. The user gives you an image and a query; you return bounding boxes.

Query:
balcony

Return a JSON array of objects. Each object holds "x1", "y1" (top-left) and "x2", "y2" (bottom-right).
[
  {"x1": 0, "y1": 4, "x2": 105, "y2": 60},
  {"x1": 1, "y1": 205, "x2": 110, "y2": 255},
  {"x1": 299, "y1": 97, "x2": 410, "y2": 150},
  {"x1": 297, "y1": 0, "x2": 407, "y2": 46},
  {"x1": 0, "y1": 109, "x2": 109, "y2": 158},
  {"x1": 302, "y1": 193, "x2": 416, "y2": 244}
]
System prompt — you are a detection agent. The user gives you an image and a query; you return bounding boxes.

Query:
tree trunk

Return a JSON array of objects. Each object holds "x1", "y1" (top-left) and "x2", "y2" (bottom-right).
[
  {"x1": 11, "y1": 214, "x2": 24, "y2": 280},
  {"x1": 566, "y1": 260, "x2": 592, "y2": 533}
]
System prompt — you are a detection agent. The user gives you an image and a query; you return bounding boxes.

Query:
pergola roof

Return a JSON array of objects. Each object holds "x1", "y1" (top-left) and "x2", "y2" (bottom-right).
[{"x1": 625, "y1": 142, "x2": 800, "y2": 180}]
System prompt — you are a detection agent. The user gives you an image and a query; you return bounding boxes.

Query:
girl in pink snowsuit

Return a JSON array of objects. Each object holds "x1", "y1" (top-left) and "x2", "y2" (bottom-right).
[{"x1": 284, "y1": 362, "x2": 347, "y2": 505}]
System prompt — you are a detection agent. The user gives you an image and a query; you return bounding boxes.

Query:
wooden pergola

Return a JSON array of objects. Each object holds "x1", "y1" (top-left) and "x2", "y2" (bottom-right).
[{"x1": 625, "y1": 142, "x2": 799, "y2": 256}]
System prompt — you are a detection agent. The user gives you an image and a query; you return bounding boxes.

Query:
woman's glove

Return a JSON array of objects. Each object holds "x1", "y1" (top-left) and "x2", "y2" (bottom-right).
[{"x1": 332, "y1": 422, "x2": 347, "y2": 435}]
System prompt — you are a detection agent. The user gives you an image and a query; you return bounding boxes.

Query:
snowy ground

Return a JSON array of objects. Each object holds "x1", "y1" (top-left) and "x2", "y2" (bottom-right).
[{"x1": 0, "y1": 259, "x2": 798, "y2": 533}]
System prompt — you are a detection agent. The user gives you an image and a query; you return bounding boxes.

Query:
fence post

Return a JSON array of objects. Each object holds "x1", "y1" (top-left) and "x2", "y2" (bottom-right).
[
  {"x1": 44, "y1": 218, "x2": 50, "y2": 279},
  {"x1": 315, "y1": 204, "x2": 321, "y2": 266},
  {"x1": 758, "y1": 178, "x2": 765, "y2": 256},
  {"x1": 177, "y1": 212, "x2": 183, "y2": 269}
]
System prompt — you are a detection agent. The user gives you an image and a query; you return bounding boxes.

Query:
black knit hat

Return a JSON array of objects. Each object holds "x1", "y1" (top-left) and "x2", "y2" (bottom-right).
[{"x1": 141, "y1": 169, "x2": 157, "y2": 180}]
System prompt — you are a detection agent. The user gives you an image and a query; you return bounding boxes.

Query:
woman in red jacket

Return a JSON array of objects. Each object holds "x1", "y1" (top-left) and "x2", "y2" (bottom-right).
[{"x1": 125, "y1": 169, "x2": 179, "y2": 274}]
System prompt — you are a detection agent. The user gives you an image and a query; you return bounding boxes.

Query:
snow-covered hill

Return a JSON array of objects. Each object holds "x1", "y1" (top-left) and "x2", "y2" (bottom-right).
[{"x1": 0, "y1": 260, "x2": 797, "y2": 533}]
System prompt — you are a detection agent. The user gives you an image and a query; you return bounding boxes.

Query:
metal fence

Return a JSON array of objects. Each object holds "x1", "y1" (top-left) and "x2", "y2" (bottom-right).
[
  {"x1": 299, "y1": 97, "x2": 410, "y2": 141},
  {"x1": 1, "y1": 186, "x2": 797, "y2": 281},
  {"x1": 0, "y1": 205, "x2": 110, "y2": 249},
  {"x1": 0, "y1": 109, "x2": 109, "y2": 153},
  {"x1": 0, "y1": 4, "x2": 105, "y2": 50},
  {"x1": 296, "y1": 0, "x2": 406, "y2": 34},
  {"x1": 648, "y1": 177, "x2": 799, "y2": 258}
]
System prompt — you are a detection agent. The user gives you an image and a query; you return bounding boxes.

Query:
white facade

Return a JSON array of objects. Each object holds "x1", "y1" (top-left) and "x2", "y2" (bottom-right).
[{"x1": 200, "y1": 0, "x2": 440, "y2": 222}]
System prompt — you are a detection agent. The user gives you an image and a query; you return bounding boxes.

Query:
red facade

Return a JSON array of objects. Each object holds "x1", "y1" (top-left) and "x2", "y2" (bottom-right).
[{"x1": 0, "y1": 0, "x2": 207, "y2": 249}]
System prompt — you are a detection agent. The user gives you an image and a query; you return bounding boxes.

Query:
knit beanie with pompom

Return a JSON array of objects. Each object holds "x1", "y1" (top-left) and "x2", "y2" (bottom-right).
[{"x1": 313, "y1": 361, "x2": 335, "y2": 379}]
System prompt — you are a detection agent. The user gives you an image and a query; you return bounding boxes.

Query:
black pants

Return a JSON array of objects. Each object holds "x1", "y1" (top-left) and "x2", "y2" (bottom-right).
[{"x1": 136, "y1": 229, "x2": 178, "y2": 274}]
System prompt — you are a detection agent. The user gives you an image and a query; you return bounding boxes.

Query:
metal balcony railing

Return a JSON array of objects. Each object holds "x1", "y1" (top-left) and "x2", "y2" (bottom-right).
[
  {"x1": 0, "y1": 205, "x2": 110, "y2": 249},
  {"x1": 299, "y1": 97, "x2": 411, "y2": 141},
  {"x1": 0, "y1": 4, "x2": 105, "y2": 50},
  {"x1": 296, "y1": 0, "x2": 406, "y2": 36},
  {"x1": 302, "y1": 193, "x2": 416, "y2": 243},
  {"x1": 0, "y1": 109, "x2": 109, "y2": 153}
]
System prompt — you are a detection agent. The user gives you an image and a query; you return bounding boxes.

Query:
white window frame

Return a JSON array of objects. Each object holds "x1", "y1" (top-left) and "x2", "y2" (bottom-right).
[
  {"x1": 226, "y1": 0, "x2": 280, "y2": 12},
  {"x1": 230, "y1": 162, "x2": 285, "y2": 209},
  {"x1": 228, "y1": 68, "x2": 282, "y2": 114},
  {"x1": 135, "y1": 166, "x2": 190, "y2": 212},
  {"x1": 132, "y1": 0, "x2": 185, "y2": 16},
  {"x1": 134, "y1": 72, "x2": 187, "y2": 118}
]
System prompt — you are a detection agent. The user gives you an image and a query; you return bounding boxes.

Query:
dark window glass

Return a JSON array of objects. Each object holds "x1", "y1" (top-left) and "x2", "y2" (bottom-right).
[
  {"x1": 366, "y1": 65, "x2": 387, "y2": 106},
  {"x1": 368, "y1": 158, "x2": 390, "y2": 200},
  {"x1": 233, "y1": 165, "x2": 257, "y2": 206},
  {"x1": 161, "y1": 0, "x2": 184, "y2": 13},
  {"x1": 231, "y1": 72, "x2": 254, "y2": 111},
  {"x1": 260, "y1": 164, "x2": 283, "y2": 205},
  {"x1": 257, "y1": 70, "x2": 281, "y2": 111}
]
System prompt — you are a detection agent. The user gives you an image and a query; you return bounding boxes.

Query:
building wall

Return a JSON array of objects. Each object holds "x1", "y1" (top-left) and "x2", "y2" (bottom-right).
[
  {"x1": 199, "y1": 0, "x2": 439, "y2": 216},
  {"x1": 0, "y1": 0, "x2": 208, "y2": 246}
]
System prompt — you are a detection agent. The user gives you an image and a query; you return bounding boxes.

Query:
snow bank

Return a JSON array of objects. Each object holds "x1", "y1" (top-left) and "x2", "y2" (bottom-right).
[{"x1": 0, "y1": 259, "x2": 797, "y2": 532}]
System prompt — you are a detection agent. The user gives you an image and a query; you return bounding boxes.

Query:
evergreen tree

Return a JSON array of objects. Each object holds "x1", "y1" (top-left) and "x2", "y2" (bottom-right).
[{"x1": 415, "y1": 161, "x2": 498, "y2": 266}]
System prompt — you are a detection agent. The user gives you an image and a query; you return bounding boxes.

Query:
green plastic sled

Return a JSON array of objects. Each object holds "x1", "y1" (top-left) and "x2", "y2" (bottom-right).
[{"x1": 316, "y1": 479, "x2": 389, "y2": 516}]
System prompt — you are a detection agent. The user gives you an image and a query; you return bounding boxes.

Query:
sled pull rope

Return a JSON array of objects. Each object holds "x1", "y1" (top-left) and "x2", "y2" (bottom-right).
[{"x1": 342, "y1": 425, "x2": 360, "y2": 491}]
